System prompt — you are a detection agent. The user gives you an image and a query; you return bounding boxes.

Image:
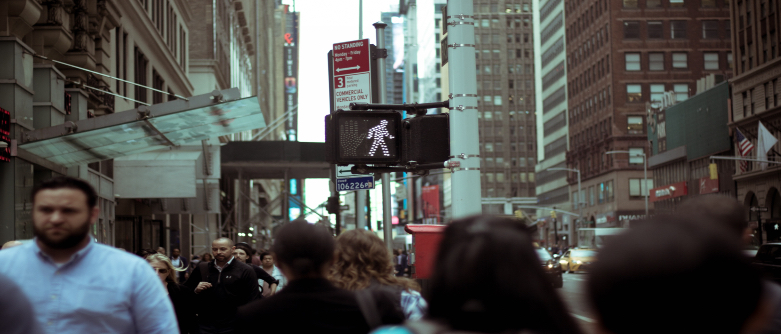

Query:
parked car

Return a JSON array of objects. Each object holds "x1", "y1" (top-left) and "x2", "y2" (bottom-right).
[
  {"x1": 535, "y1": 246, "x2": 563, "y2": 288},
  {"x1": 753, "y1": 243, "x2": 781, "y2": 283},
  {"x1": 559, "y1": 249, "x2": 597, "y2": 273}
]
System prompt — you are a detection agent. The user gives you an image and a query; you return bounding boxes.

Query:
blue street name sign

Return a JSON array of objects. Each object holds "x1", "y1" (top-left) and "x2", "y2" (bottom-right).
[{"x1": 336, "y1": 176, "x2": 375, "y2": 192}]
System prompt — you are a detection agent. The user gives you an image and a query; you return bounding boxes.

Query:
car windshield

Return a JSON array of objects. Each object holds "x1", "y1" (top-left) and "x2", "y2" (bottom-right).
[
  {"x1": 571, "y1": 250, "x2": 597, "y2": 257},
  {"x1": 535, "y1": 248, "x2": 553, "y2": 261}
]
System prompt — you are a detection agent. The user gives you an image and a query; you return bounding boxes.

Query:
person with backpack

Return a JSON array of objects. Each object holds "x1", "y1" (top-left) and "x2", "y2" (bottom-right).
[
  {"x1": 373, "y1": 216, "x2": 582, "y2": 334},
  {"x1": 330, "y1": 230, "x2": 426, "y2": 320}
]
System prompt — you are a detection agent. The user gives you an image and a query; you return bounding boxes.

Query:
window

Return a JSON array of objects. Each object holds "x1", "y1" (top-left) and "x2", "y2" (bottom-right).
[
  {"x1": 650, "y1": 84, "x2": 665, "y2": 102},
  {"x1": 727, "y1": 52, "x2": 733, "y2": 69},
  {"x1": 627, "y1": 84, "x2": 642, "y2": 102},
  {"x1": 672, "y1": 52, "x2": 688, "y2": 69},
  {"x1": 670, "y1": 0, "x2": 685, "y2": 7},
  {"x1": 625, "y1": 53, "x2": 641, "y2": 71},
  {"x1": 649, "y1": 53, "x2": 665, "y2": 71},
  {"x1": 674, "y1": 84, "x2": 689, "y2": 102},
  {"x1": 623, "y1": 0, "x2": 637, "y2": 8},
  {"x1": 629, "y1": 179, "x2": 654, "y2": 197},
  {"x1": 704, "y1": 52, "x2": 719, "y2": 70},
  {"x1": 629, "y1": 148, "x2": 644, "y2": 164},
  {"x1": 702, "y1": 20, "x2": 719, "y2": 39},
  {"x1": 589, "y1": 186, "x2": 595, "y2": 206},
  {"x1": 606, "y1": 180, "x2": 614, "y2": 202},
  {"x1": 671, "y1": 21, "x2": 687, "y2": 39},
  {"x1": 628, "y1": 116, "x2": 644, "y2": 134},
  {"x1": 624, "y1": 21, "x2": 640, "y2": 39},
  {"x1": 648, "y1": 21, "x2": 663, "y2": 39},
  {"x1": 485, "y1": 143, "x2": 494, "y2": 152},
  {"x1": 486, "y1": 173, "x2": 494, "y2": 183},
  {"x1": 494, "y1": 96, "x2": 502, "y2": 106},
  {"x1": 647, "y1": 0, "x2": 662, "y2": 7}
]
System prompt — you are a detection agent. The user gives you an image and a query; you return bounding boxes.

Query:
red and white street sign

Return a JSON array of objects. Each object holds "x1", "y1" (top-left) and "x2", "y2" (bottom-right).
[{"x1": 332, "y1": 39, "x2": 372, "y2": 111}]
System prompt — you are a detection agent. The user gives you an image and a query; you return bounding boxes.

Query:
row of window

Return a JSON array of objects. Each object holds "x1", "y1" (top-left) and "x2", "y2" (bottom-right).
[
  {"x1": 474, "y1": 2, "x2": 531, "y2": 14},
  {"x1": 474, "y1": 48, "x2": 532, "y2": 60},
  {"x1": 740, "y1": 78, "x2": 781, "y2": 118},
  {"x1": 566, "y1": 0, "x2": 609, "y2": 40},
  {"x1": 479, "y1": 124, "x2": 534, "y2": 138},
  {"x1": 571, "y1": 118, "x2": 612, "y2": 150},
  {"x1": 568, "y1": 25, "x2": 609, "y2": 69},
  {"x1": 484, "y1": 172, "x2": 536, "y2": 184},
  {"x1": 624, "y1": 51, "x2": 732, "y2": 71},
  {"x1": 475, "y1": 33, "x2": 531, "y2": 44},
  {"x1": 477, "y1": 78, "x2": 533, "y2": 90},
  {"x1": 569, "y1": 55, "x2": 609, "y2": 98},
  {"x1": 483, "y1": 156, "x2": 535, "y2": 168},
  {"x1": 571, "y1": 177, "x2": 653, "y2": 209},
  {"x1": 475, "y1": 94, "x2": 531, "y2": 106},
  {"x1": 473, "y1": 17, "x2": 531, "y2": 30},
  {"x1": 626, "y1": 83, "x2": 690, "y2": 103},
  {"x1": 570, "y1": 87, "x2": 612, "y2": 124},
  {"x1": 482, "y1": 141, "x2": 537, "y2": 153},
  {"x1": 623, "y1": 20, "x2": 730, "y2": 40},
  {"x1": 623, "y1": 0, "x2": 728, "y2": 9},
  {"x1": 478, "y1": 111, "x2": 534, "y2": 121}
]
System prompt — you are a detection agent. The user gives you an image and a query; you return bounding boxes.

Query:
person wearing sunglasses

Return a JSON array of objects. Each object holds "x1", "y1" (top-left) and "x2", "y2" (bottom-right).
[{"x1": 146, "y1": 253, "x2": 199, "y2": 334}]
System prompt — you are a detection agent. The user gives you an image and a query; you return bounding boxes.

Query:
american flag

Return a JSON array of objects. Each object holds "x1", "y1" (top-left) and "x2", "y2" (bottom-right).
[{"x1": 736, "y1": 129, "x2": 754, "y2": 172}]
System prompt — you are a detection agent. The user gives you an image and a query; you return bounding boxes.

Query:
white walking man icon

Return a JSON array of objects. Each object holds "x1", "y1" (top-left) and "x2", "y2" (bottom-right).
[{"x1": 367, "y1": 120, "x2": 394, "y2": 156}]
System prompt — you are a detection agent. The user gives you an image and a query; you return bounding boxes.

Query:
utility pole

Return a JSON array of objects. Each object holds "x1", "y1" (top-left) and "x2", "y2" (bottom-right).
[
  {"x1": 447, "y1": 0, "x2": 482, "y2": 219},
  {"x1": 375, "y1": 21, "x2": 394, "y2": 251}
]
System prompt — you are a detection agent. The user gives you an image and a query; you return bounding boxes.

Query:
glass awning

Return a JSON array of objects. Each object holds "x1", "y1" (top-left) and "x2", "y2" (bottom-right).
[{"x1": 19, "y1": 89, "x2": 265, "y2": 167}]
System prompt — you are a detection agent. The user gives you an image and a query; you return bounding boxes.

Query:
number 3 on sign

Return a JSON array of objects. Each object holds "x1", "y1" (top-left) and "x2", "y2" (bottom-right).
[{"x1": 336, "y1": 77, "x2": 345, "y2": 88}]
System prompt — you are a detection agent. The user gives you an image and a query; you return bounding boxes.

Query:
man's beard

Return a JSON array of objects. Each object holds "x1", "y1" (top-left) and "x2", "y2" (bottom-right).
[{"x1": 34, "y1": 219, "x2": 91, "y2": 250}]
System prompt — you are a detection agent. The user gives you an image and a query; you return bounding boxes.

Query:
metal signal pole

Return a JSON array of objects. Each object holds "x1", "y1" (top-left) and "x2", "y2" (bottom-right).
[
  {"x1": 447, "y1": 0, "x2": 482, "y2": 218},
  {"x1": 374, "y1": 22, "x2": 394, "y2": 251}
]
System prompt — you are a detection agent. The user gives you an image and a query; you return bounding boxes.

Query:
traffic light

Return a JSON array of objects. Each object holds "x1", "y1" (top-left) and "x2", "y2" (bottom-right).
[
  {"x1": 550, "y1": 210, "x2": 557, "y2": 219},
  {"x1": 325, "y1": 110, "x2": 402, "y2": 164},
  {"x1": 326, "y1": 196, "x2": 340, "y2": 214},
  {"x1": 514, "y1": 210, "x2": 524, "y2": 219},
  {"x1": 402, "y1": 114, "x2": 450, "y2": 164},
  {"x1": 325, "y1": 110, "x2": 450, "y2": 166}
]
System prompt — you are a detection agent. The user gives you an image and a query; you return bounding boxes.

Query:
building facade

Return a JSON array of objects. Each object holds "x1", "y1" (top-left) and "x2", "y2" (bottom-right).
[
  {"x1": 728, "y1": 0, "x2": 781, "y2": 243},
  {"x1": 533, "y1": 0, "x2": 572, "y2": 246},
  {"x1": 565, "y1": 0, "x2": 732, "y2": 235}
]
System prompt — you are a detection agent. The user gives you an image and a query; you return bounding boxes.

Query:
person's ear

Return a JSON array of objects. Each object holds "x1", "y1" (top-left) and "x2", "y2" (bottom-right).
[{"x1": 90, "y1": 205, "x2": 100, "y2": 225}]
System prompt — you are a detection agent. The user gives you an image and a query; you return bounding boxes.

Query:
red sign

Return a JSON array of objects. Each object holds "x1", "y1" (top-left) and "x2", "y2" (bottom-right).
[
  {"x1": 699, "y1": 177, "x2": 720, "y2": 194},
  {"x1": 649, "y1": 181, "x2": 688, "y2": 202},
  {"x1": 421, "y1": 185, "x2": 440, "y2": 223},
  {"x1": 332, "y1": 39, "x2": 371, "y2": 76}
]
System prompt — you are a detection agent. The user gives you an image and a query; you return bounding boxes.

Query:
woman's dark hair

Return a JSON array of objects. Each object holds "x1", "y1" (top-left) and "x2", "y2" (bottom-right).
[
  {"x1": 427, "y1": 216, "x2": 582, "y2": 334},
  {"x1": 135, "y1": 249, "x2": 156, "y2": 259},
  {"x1": 587, "y1": 214, "x2": 762, "y2": 334},
  {"x1": 234, "y1": 243, "x2": 254, "y2": 264},
  {"x1": 271, "y1": 221, "x2": 334, "y2": 278},
  {"x1": 33, "y1": 176, "x2": 98, "y2": 208}
]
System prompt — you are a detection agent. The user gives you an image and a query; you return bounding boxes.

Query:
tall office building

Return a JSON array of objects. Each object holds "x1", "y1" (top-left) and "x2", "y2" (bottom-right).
[
  {"x1": 728, "y1": 0, "x2": 781, "y2": 243},
  {"x1": 533, "y1": 0, "x2": 571, "y2": 245},
  {"x1": 474, "y1": 0, "x2": 537, "y2": 201},
  {"x1": 565, "y1": 0, "x2": 731, "y2": 234}
]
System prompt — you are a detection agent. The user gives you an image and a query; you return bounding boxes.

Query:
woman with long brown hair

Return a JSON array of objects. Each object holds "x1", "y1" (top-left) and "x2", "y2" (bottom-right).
[
  {"x1": 145, "y1": 253, "x2": 198, "y2": 334},
  {"x1": 330, "y1": 229, "x2": 427, "y2": 320}
]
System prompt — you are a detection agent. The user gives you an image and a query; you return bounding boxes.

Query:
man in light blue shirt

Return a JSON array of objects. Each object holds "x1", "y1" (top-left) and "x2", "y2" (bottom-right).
[{"x1": 0, "y1": 176, "x2": 179, "y2": 334}]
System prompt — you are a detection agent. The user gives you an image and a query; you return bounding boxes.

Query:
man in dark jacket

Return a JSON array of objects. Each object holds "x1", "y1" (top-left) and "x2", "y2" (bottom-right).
[
  {"x1": 185, "y1": 237, "x2": 260, "y2": 334},
  {"x1": 170, "y1": 247, "x2": 189, "y2": 283},
  {"x1": 237, "y1": 221, "x2": 403, "y2": 334}
]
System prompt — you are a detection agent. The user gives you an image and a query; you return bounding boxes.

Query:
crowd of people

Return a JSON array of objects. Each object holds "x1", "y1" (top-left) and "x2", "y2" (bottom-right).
[{"x1": 1, "y1": 176, "x2": 780, "y2": 334}]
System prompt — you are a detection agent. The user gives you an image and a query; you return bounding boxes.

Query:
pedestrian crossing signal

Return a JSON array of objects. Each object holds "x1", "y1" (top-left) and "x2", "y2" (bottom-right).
[{"x1": 325, "y1": 110, "x2": 401, "y2": 164}]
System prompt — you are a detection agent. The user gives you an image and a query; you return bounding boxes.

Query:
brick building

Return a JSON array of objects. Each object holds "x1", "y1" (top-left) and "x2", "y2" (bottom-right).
[
  {"x1": 728, "y1": 0, "x2": 781, "y2": 243},
  {"x1": 565, "y1": 0, "x2": 732, "y2": 229}
]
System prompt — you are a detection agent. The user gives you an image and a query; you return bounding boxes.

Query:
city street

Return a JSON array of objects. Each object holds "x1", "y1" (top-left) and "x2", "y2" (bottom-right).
[{"x1": 557, "y1": 273, "x2": 598, "y2": 334}]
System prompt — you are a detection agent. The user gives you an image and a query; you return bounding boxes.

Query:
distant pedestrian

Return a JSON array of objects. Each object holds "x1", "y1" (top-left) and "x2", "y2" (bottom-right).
[
  {"x1": 259, "y1": 251, "x2": 286, "y2": 296},
  {"x1": 146, "y1": 253, "x2": 199, "y2": 334},
  {"x1": 237, "y1": 221, "x2": 403, "y2": 334},
  {"x1": 250, "y1": 248, "x2": 262, "y2": 267},
  {"x1": 201, "y1": 252, "x2": 214, "y2": 263},
  {"x1": 0, "y1": 176, "x2": 178, "y2": 333},
  {"x1": 233, "y1": 243, "x2": 279, "y2": 296},
  {"x1": 373, "y1": 215, "x2": 582, "y2": 334},
  {"x1": 587, "y1": 214, "x2": 767, "y2": 334},
  {"x1": 0, "y1": 273, "x2": 43, "y2": 334},
  {"x1": 170, "y1": 247, "x2": 189, "y2": 283},
  {"x1": 331, "y1": 230, "x2": 425, "y2": 320},
  {"x1": 158, "y1": 246, "x2": 166, "y2": 254},
  {"x1": 184, "y1": 237, "x2": 260, "y2": 333}
]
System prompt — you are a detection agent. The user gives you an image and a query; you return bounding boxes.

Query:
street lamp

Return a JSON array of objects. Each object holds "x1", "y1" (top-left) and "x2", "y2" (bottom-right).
[{"x1": 605, "y1": 150, "x2": 648, "y2": 216}]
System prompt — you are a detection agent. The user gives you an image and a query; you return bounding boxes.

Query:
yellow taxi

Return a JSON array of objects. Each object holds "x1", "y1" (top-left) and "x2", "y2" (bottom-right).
[{"x1": 558, "y1": 248, "x2": 598, "y2": 273}]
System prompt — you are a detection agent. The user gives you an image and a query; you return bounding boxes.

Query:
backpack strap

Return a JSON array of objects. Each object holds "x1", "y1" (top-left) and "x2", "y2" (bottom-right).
[{"x1": 356, "y1": 289, "x2": 382, "y2": 329}]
